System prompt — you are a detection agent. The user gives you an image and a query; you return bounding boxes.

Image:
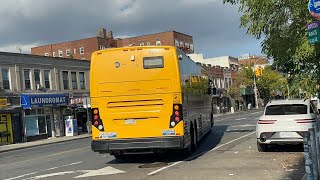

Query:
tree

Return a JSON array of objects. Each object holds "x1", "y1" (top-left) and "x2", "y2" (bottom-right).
[
  {"x1": 223, "y1": 0, "x2": 320, "y2": 79},
  {"x1": 256, "y1": 66, "x2": 287, "y2": 100},
  {"x1": 228, "y1": 66, "x2": 253, "y2": 100}
]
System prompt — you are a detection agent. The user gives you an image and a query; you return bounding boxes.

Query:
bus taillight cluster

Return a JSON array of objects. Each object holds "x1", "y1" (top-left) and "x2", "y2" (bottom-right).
[
  {"x1": 170, "y1": 104, "x2": 183, "y2": 128},
  {"x1": 91, "y1": 108, "x2": 104, "y2": 131}
]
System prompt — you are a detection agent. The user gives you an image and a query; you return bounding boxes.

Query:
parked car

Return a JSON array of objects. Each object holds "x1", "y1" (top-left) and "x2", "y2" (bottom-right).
[{"x1": 256, "y1": 99, "x2": 318, "y2": 152}]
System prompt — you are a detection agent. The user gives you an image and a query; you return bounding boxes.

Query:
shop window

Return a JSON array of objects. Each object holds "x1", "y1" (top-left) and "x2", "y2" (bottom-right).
[
  {"x1": 71, "y1": 72, "x2": 78, "y2": 90},
  {"x1": 175, "y1": 39, "x2": 179, "y2": 47},
  {"x1": 79, "y1": 72, "x2": 86, "y2": 89},
  {"x1": 25, "y1": 116, "x2": 39, "y2": 136},
  {"x1": 62, "y1": 71, "x2": 69, "y2": 90},
  {"x1": 44, "y1": 53, "x2": 49, "y2": 57},
  {"x1": 1, "y1": 68, "x2": 10, "y2": 90},
  {"x1": 24, "y1": 69, "x2": 31, "y2": 90},
  {"x1": 38, "y1": 116, "x2": 47, "y2": 134}
]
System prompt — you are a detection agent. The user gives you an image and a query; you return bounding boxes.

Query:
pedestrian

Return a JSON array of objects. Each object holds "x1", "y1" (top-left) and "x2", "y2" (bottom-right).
[{"x1": 86, "y1": 120, "x2": 92, "y2": 135}]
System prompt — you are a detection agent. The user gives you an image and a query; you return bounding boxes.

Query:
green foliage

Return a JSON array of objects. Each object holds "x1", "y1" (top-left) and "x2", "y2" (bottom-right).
[
  {"x1": 228, "y1": 66, "x2": 253, "y2": 100},
  {"x1": 223, "y1": 0, "x2": 320, "y2": 80},
  {"x1": 182, "y1": 76, "x2": 209, "y2": 95},
  {"x1": 256, "y1": 66, "x2": 287, "y2": 99}
]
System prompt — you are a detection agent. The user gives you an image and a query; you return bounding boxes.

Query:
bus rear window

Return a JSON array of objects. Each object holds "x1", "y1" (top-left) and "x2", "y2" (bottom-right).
[
  {"x1": 265, "y1": 104, "x2": 307, "y2": 115},
  {"x1": 143, "y1": 56, "x2": 164, "y2": 69}
]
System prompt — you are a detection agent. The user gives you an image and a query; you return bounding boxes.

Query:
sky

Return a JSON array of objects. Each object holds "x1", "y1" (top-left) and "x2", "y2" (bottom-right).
[{"x1": 0, "y1": 0, "x2": 263, "y2": 58}]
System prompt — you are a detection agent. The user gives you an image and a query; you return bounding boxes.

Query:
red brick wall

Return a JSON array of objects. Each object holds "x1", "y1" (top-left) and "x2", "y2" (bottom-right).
[
  {"x1": 31, "y1": 37, "x2": 101, "y2": 61},
  {"x1": 116, "y1": 31, "x2": 194, "y2": 53}
]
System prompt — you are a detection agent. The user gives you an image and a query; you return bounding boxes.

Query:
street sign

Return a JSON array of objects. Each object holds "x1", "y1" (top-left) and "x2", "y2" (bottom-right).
[
  {"x1": 309, "y1": 0, "x2": 320, "y2": 20},
  {"x1": 307, "y1": 21, "x2": 320, "y2": 44}
]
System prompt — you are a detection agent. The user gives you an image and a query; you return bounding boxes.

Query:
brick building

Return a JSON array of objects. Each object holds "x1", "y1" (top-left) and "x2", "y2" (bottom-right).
[
  {"x1": 31, "y1": 28, "x2": 194, "y2": 60},
  {"x1": 116, "y1": 31, "x2": 194, "y2": 54},
  {"x1": 238, "y1": 55, "x2": 269, "y2": 69},
  {"x1": 31, "y1": 28, "x2": 116, "y2": 61}
]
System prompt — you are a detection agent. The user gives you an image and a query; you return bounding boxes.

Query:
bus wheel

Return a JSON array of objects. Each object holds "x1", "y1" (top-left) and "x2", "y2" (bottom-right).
[
  {"x1": 210, "y1": 112, "x2": 214, "y2": 127},
  {"x1": 114, "y1": 154, "x2": 126, "y2": 160},
  {"x1": 191, "y1": 122, "x2": 197, "y2": 152}
]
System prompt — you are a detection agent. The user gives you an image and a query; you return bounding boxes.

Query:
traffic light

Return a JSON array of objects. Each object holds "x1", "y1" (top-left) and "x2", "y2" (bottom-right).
[{"x1": 255, "y1": 68, "x2": 263, "y2": 76}]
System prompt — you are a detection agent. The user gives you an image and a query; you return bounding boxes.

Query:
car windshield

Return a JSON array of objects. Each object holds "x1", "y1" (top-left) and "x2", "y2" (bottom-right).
[{"x1": 265, "y1": 104, "x2": 307, "y2": 115}]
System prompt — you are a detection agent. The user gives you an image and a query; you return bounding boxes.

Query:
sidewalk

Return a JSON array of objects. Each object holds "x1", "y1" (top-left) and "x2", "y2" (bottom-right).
[{"x1": 0, "y1": 133, "x2": 90, "y2": 153}]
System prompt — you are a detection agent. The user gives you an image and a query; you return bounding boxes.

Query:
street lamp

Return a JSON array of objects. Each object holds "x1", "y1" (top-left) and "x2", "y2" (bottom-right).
[{"x1": 253, "y1": 59, "x2": 260, "y2": 109}]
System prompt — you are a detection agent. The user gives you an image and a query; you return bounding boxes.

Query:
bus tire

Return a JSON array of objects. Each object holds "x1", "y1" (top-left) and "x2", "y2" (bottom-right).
[
  {"x1": 114, "y1": 154, "x2": 126, "y2": 160},
  {"x1": 210, "y1": 112, "x2": 214, "y2": 127}
]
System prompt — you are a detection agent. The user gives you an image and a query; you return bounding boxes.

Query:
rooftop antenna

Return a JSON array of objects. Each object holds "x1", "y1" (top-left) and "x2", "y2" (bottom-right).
[{"x1": 16, "y1": 46, "x2": 22, "y2": 53}]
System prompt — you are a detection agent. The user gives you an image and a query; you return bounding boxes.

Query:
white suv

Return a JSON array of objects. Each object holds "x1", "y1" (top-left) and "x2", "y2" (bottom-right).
[{"x1": 256, "y1": 99, "x2": 318, "y2": 152}]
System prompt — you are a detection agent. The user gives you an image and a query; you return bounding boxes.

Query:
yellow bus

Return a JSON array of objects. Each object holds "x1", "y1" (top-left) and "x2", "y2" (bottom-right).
[{"x1": 90, "y1": 46, "x2": 213, "y2": 158}]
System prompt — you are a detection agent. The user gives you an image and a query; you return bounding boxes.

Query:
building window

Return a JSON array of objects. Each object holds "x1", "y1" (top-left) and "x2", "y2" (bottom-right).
[
  {"x1": 53, "y1": 52, "x2": 56, "y2": 57},
  {"x1": 62, "y1": 71, "x2": 69, "y2": 90},
  {"x1": 34, "y1": 69, "x2": 41, "y2": 89},
  {"x1": 44, "y1": 70, "x2": 51, "y2": 89},
  {"x1": 58, "y1": 50, "x2": 63, "y2": 57},
  {"x1": 24, "y1": 69, "x2": 31, "y2": 90},
  {"x1": 99, "y1": 45, "x2": 105, "y2": 50},
  {"x1": 1, "y1": 68, "x2": 10, "y2": 90},
  {"x1": 140, "y1": 43, "x2": 144, "y2": 46},
  {"x1": 44, "y1": 53, "x2": 49, "y2": 57},
  {"x1": 80, "y1": 47, "x2": 84, "y2": 54},
  {"x1": 147, "y1": 42, "x2": 150, "y2": 46},
  {"x1": 79, "y1": 72, "x2": 86, "y2": 90},
  {"x1": 156, "y1": 41, "x2": 161, "y2": 46},
  {"x1": 74, "y1": 48, "x2": 77, "y2": 54},
  {"x1": 179, "y1": 41, "x2": 184, "y2": 47},
  {"x1": 175, "y1": 40, "x2": 179, "y2": 47},
  {"x1": 66, "y1": 49, "x2": 71, "y2": 57},
  {"x1": 185, "y1": 42, "x2": 190, "y2": 48},
  {"x1": 190, "y1": 44, "x2": 194, "y2": 50},
  {"x1": 81, "y1": 58, "x2": 85, "y2": 60},
  {"x1": 71, "y1": 72, "x2": 78, "y2": 90}
]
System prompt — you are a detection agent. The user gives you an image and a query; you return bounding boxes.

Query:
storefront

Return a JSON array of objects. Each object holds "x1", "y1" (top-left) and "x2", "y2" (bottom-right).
[
  {"x1": 69, "y1": 95, "x2": 90, "y2": 134},
  {"x1": 0, "y1": 96, "x2": 23, "y2": 145},
  {"x1": 21, "y1": 93, "x2": 69, "y2": 141}
]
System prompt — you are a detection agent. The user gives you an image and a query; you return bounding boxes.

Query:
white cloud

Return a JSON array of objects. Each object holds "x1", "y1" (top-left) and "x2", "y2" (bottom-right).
[
  {"x1": 0, "y1": 0, "x2": 262, "y2": 57},
  {"x1": 0, "y1": 42, "x2": 40, "y2": 54}
]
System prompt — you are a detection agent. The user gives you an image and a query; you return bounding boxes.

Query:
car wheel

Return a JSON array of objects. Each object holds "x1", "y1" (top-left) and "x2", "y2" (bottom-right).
[{"x1": 257, "y1": 141, "x2": 268, "y2": 152}]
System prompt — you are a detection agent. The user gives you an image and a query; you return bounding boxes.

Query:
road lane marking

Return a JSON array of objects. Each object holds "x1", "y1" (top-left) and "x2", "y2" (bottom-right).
[
  {"x1": 0, "y1": 146, "x2": 89, "y2": 167},
  {"x1": 74, "y1": 166, "x2": 125, "y2": 178},
  {"x1": 251, "y1": 112, "x2": 261, "y2": 114},
  {"x1": 235, "y1": 118, "x2": 247, "y2": 121},
  {"x1": 5, "y1": 161, "x2": 83, "y2": 180},
  {"x1": 230, "y1": 124, "x2": 256, "y2": 128},
  {"x1": 147, "y1": 131, "x2": 255, "y2": 176}
]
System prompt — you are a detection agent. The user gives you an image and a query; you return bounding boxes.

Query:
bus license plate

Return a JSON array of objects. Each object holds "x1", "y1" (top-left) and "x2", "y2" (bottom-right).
[
  {"x1": 280, "y1": 132, "x2": 293, "y2": 138},
  {"x1": 125, "y1": 119, "x2": 136, "y2": 125}
]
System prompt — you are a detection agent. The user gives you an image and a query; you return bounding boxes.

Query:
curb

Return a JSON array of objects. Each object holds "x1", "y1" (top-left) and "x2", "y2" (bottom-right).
[{"x1": 0, "y1": 135, "x2": 90, "y2": 153}]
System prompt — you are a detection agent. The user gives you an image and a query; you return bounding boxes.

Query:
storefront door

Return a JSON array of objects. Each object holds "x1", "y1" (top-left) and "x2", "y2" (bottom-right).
[{"x1": 11, "y1": 113, "x2": 22, "y2": 143}]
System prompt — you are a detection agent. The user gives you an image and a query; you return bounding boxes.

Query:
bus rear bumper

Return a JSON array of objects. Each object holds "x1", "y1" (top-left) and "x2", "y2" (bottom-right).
[{"x1": 91, "y1": 136, "x2": 184, "y2": 153}]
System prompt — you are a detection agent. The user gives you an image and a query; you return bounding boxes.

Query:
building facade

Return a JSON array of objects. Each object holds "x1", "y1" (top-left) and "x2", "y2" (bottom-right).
[
  {"x1": 116, "y1": 31, "x2": 194, "y2": 54},
  {"x1": 0, "y1": 52, "x2": 90, "y2": 143},
  {"x1": 31, "y1": 28, "x2": 116, "y2": 61},
  {"x1": 238, "y1": 55, "x2": 269, "y2": 69},
  {"x1": 31, "y1": 29, "x2": 194, "y2": 61}
]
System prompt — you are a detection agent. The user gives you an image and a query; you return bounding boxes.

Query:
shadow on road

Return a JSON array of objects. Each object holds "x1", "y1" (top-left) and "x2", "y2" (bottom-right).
[{"x1": 106, "y1": 125, "x2": 229, "y2": 165}]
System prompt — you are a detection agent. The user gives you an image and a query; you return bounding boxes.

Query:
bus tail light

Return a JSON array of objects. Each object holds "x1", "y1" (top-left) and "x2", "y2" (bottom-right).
[
  {"x1": 91, "y1": 108, "x2": 104, "y2": 131},
  {"x1": 169, "y1": 104, "x2": 183, "y2": 128}
]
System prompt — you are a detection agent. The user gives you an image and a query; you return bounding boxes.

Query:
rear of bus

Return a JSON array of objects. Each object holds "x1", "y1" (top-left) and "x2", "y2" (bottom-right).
[{"x1": 90, "y1": 46, "x2": 185, "y2": 155}]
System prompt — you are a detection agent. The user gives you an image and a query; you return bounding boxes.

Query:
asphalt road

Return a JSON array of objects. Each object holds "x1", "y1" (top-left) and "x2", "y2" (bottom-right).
[{"x1": 0, "y1": 110, "x2": 305, "y2": 180}]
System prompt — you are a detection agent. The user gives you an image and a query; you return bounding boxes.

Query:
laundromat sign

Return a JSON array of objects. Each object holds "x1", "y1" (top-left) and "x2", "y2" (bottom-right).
[{"x1": 21, "y1": 94, "x2": 69, "y2": 109}]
